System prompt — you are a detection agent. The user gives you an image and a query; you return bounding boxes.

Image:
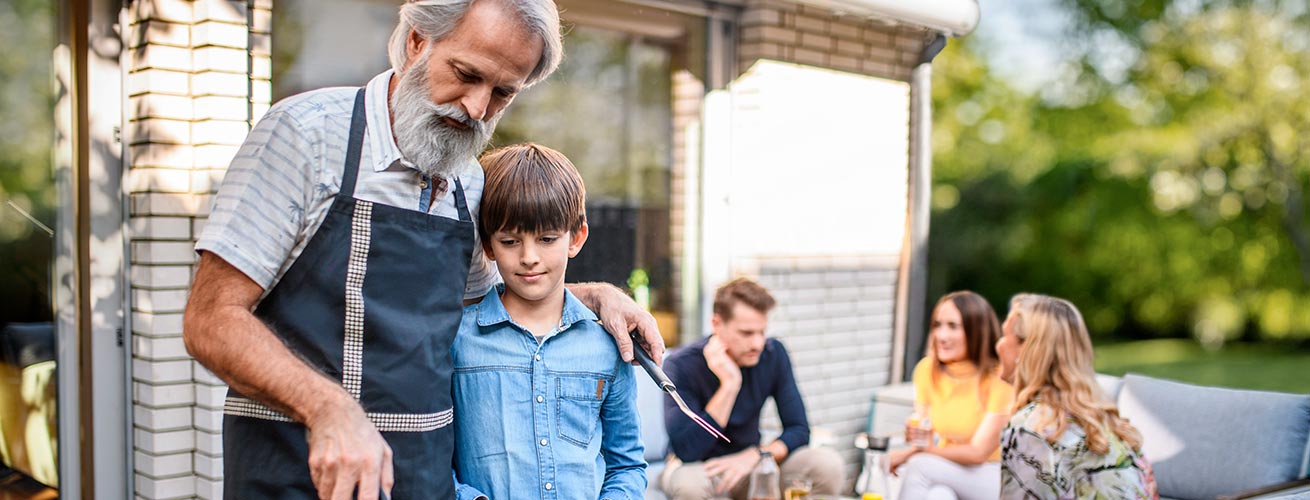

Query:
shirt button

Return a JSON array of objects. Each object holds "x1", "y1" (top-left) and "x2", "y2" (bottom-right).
[
  {"x1": 540, "y1": 438, "x2": 548, "y2": 446},
  {"x1": 537, "y1": 395, "x2": 544, "y2": 403},
  {"x1": 534, "y1": 354, "x2": 542, "y2": 361},
  {"x1": 545, "y1": 483, "x2": 553, "y2": 490}
]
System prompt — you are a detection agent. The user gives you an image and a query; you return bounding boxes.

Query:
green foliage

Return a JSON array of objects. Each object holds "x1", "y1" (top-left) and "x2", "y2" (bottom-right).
[
  {"x1": 930, "y1": 1, "x2": 1310, "y2": 345},
  {"x1": 0, "y1": 0, "x2": 57, "y2": 323},
  {"x1": 1094, "y1": 338, "x2": 1310, "y2": 393}
]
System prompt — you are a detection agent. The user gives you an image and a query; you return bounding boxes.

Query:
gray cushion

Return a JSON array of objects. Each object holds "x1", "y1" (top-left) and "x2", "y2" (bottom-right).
[
  {"x1": 1117, "y1": 374, "x2": 1310, "y2": 499},
  {"x1": 1262, "y1": 488, "x2": 1310, "y2": 500},
  {"x1": 636, "y1": 373, "x2": 670, "y2": 462},
  {"x1": 1095, "y1": 373, "x2": 1123, "y2": 401}
]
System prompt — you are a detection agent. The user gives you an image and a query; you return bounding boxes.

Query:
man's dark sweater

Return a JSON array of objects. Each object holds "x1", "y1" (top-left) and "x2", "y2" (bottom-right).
[{"x1": 662, "y1": 336, "x2": 810, "y2": 462}]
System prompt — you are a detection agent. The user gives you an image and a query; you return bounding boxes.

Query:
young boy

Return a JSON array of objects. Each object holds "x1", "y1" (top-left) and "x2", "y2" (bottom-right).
[{"x1": 452, "y1": 143, "x2": 646, "y2": 500}]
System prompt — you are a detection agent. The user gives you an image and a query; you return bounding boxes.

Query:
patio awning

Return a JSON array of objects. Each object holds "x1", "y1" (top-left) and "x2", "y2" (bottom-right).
[{"x1": 790, "y1": 0, "x2": 981, "y2": 37}]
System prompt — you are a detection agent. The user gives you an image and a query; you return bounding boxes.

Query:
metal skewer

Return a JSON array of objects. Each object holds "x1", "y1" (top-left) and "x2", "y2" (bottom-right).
[{"x1": 630, "y1": 333, "x2": 731, "y2": 443}]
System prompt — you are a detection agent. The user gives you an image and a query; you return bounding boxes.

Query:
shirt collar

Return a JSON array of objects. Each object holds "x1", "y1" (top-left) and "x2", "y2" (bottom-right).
[
  {"x1": 364, "y1": 70, "x2": 408, "y2": 173},
  {"x1": 476, "y1": 284, "x2": 600, "y2": 332}
]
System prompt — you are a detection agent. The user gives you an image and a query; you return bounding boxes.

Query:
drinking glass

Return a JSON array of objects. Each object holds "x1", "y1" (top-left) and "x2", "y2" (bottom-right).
[{"x1": 784, "y1": 478, "x2": 812, "y2": 500}]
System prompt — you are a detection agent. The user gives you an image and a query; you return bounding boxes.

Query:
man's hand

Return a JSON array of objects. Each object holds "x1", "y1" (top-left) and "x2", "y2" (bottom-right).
[
  {"x1": 703, "y1": 336, "x2": 741, "y2": 387},
  {"x1": 184, "y1": 252, "x2": 395, "y2": 499},
  {"x1": 566, "y1": 282, "x2": 665, "y2": 364},
  {"x1": 306, "y1": 400, "x2": 394, "y2": 500},
  {"x1": 702, "y1": 448, "x2": 761, "y2": 495}
]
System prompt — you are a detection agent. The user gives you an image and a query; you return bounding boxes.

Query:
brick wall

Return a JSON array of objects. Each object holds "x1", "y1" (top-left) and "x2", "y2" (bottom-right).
[
  {"x1": 127, "y1": 0, "x2": 269, "y2": 497},
  {"x1": 749, "y1": 256, "x2": 900, "y2": 482},
  {"x1": 737, "y1": 0, "x2": 933, "y2": 82}
]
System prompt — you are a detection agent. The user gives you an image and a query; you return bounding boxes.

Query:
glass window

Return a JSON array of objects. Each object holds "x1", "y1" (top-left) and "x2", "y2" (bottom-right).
[
  {"x1": 0, "y1": 0, "x2": 62, "y2": 495},
  {"x1": 491, "y1": 24, "x2": 676, "y2": 326}
]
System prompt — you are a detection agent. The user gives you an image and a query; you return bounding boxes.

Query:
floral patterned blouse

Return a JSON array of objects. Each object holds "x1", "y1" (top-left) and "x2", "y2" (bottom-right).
[{"x1": 1001, "y1": 402, "x2": 1157, "y2": 500}]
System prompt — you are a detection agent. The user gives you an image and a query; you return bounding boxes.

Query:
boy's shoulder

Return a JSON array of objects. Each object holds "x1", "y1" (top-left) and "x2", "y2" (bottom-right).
[
  {"x1": 559, "y1": 317, "x2": 614, "y2": 344},
  {"x1": 459, "y1": 302, "x2": 478, "y2": 325}
]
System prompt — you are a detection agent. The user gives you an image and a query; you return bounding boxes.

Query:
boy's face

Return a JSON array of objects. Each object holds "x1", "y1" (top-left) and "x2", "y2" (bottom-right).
[{"x1": 484, "y1": 223, "x2": 589, "y2": 304}]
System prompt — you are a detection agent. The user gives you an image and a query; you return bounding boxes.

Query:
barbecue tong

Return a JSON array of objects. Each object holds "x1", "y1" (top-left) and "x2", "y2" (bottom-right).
[{"x1": 630, "y1": 333, "x2": 731, "y2": 443}]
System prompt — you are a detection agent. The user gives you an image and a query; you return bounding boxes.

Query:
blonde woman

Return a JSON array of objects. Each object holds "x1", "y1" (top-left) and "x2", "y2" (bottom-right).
[
  {"x1": 996, "y1": 294, "x2": 1156, "y2": 500},
  {"x1": 891, "y1": 291, "x2": 1014, "y2": 500}
]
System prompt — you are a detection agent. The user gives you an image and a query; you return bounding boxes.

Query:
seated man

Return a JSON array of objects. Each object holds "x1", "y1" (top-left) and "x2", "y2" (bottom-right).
[{"x1": 660, "y1": 278, "x2": 844, "y2": 499}]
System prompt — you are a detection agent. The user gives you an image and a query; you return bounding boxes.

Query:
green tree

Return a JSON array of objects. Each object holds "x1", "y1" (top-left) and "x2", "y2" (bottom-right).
[{"x1": 930, "y1": 1, "x2": 1310, "y2": 345}]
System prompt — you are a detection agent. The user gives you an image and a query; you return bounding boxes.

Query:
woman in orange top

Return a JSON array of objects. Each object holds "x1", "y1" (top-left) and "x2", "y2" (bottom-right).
[{"x1": 891, "y1": 291, "x2": 1014, "y2": 500}]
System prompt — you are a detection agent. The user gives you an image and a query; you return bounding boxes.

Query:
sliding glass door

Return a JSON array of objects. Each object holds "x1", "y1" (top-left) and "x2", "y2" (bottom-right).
[{"x1": 0, "y1": 0, "x2": 63, "y2": 497}]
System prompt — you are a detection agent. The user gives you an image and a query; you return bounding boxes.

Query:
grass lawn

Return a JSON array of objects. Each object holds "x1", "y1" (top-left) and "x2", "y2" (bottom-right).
[{"x1": 1093, "y1": 338, "x2": 1310, "y2": 394}]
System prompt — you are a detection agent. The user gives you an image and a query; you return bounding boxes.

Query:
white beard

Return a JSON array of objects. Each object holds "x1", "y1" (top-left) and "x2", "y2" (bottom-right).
[{"x1": 389, "y1": 54, "x2": 500, "y2": 179}]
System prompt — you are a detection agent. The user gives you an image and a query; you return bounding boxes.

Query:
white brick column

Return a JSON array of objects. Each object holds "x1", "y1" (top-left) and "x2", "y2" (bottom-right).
[{"x1": 127, "y1": 1, "x2": 269, "y2": 498}]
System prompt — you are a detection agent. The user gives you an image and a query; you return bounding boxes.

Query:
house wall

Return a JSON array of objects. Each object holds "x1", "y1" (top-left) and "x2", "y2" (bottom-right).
[
  {"x1": 118, "y1": 0, "x2": 934, "y2": 496},
  {"x1": 126, "y1": 1, "x2": 270, "y2": 497}
]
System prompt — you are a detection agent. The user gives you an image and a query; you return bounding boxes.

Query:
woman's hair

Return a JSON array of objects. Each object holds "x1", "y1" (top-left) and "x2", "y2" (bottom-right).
[
  {"x1": 927, "y1": 291, "x2": 1003, "y2": 377},
  {"x1": 925, "y1": 291, "x2": 1003, "y2": 407},
  {"x1": 1009, "y1": 294, "x2": 1143, "y2": 454}
]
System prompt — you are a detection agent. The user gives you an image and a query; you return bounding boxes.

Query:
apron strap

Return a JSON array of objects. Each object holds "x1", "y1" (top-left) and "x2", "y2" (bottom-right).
[
  {"x1": 451, "y1": 178, "x2": 471, "y2": 223},
  {"x1": 339, "y1": 87, "x2": 368, "y2": 198}
]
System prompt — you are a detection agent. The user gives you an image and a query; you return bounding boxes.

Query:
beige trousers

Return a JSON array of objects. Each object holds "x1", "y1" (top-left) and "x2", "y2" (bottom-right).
[{"x1": 661, "y1": 446, "x2": 846, "y2": 500}]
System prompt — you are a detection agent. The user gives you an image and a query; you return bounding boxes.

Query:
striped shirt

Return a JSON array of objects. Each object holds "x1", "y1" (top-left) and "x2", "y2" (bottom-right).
[{"x1": 197, "y1": 70, "x2": 499, "y2": 299}]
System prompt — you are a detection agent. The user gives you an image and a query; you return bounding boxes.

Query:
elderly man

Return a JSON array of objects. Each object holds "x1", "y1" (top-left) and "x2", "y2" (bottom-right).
[
  {"x1": 181, "y1": 1, "x2": 662, "y2": 499},
  {"x1": 661, "y1": 278, "x2": 844, "y2": 500}
]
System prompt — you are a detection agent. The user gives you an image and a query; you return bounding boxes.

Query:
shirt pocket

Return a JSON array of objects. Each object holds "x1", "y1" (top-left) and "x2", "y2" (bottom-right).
[{"x1": 555, "y1": 375, "x2": 608, "y2": 448}]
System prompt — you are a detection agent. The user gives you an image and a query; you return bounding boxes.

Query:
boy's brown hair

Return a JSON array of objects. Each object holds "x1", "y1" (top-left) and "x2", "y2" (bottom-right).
[
  {"x1": 712, "y1": 278, "x2": 776, "y2": 321},
  {"x1": 478, "y1": 143, "x2": 587, "y2": 247}
]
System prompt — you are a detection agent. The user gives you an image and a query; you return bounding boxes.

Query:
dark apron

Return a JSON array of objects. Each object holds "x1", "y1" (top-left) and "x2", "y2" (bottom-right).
[{"x1": 222, "y1": 88, "x2": 473, "y2": 499}]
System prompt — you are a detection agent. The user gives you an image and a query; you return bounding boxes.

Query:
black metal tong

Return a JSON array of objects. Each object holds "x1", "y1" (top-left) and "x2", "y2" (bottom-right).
[{"x1": 630, "y1": 333, "x2": 730, "y2": 442}]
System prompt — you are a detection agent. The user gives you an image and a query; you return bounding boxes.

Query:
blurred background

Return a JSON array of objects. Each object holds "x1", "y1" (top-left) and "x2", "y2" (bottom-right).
[{"x1": 929, "y1": 0, "x2": 1310, "y2": 393}]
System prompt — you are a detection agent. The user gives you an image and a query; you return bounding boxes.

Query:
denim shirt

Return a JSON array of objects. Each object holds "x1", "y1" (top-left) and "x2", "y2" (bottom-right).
[{"x1": 452, "y1": 286, "x2": 646, "y2": 500}]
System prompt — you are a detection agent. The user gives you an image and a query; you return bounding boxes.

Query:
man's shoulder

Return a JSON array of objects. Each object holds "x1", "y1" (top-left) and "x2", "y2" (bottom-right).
[
  {"x1": 264, "y1": 86, "x2": 359, "y2": 125},
  {"x1": 666, "y1": 337, "x2": 709, "y2": 364},
  {"x1": 663, "y1": 337, "x2": 711, "y2": 385},
  {"x1": 763, "y1": 337, "x2": 788, "y2": 353}
]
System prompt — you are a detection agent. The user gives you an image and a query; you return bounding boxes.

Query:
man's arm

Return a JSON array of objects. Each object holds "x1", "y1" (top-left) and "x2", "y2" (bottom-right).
[
  {"x1": 183, "y1": 251, "x2": 393, "y2": 500},
  {"x1": 701, "y1": 335, "x2": 740, "y2": 427},
  {"x1": 566, "y1": 282, "x2": 664, "y2": 364},
  {"x1": 766, "y1": 342, "x2": 809, "y2": 463},
  {"x1": 662, "y1": 354, "x2": 720, "y2": 462}
]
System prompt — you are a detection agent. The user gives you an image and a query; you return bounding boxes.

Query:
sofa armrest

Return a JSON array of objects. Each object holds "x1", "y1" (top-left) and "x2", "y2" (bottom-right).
[{"x1": 1217, "y1": 478, "x2": 1310, "y2": 500}]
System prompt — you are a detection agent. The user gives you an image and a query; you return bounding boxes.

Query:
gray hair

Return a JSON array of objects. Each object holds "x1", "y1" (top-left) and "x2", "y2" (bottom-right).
[{"x1": 387, "y1": 0, "x2": 563, "y2": 87}]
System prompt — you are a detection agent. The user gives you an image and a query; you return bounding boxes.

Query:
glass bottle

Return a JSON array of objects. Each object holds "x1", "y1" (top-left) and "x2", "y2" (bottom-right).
[
  {"x1": 906, "y1": 409, "x2": 933, "y2": 448},
  {"x1": 747, "y1": 450, "x2": 781, "y2": 500},
  {"x1": 855, "y1": 435, "x2": 892, "y2": 500}
]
